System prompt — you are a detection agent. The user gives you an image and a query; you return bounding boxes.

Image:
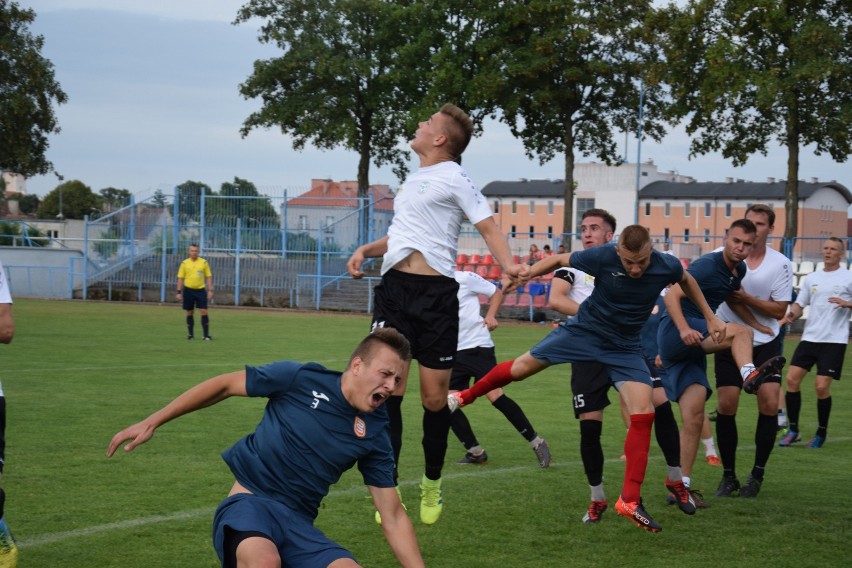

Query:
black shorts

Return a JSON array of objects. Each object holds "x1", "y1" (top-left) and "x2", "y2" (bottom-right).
[
  {"x1": 182, "y1": 288, "x2": 208, "y2": 310},
  {"x1": 714, "y1": 334, "x2": 784, "y2": 389},
  {"x1": 790, "y1": 341, "x2": 846, "y2": 379},
  {"x1": 571, "y1": 361, "x2": 612, "y2": 418},
  {"x1": 371, "y1": 269, "x2": 459, "y2": 369},
  {"x1": 449, "y1": 347, "x2": 497, "y2": 391}
]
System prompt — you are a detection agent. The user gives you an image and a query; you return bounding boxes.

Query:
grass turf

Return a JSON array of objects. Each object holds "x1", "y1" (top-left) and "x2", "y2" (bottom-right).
[{"x1": 3, "y1": 299, "x2": 847, "y2": 567}]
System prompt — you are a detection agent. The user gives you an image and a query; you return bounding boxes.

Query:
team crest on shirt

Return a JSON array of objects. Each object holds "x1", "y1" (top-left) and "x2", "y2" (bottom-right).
[
  {"x1": 354, "y1": 416, "x2": 366, "y2": 438},
  {"x1": 418, "y1": 182, "x2": 429, "y2": 194}
]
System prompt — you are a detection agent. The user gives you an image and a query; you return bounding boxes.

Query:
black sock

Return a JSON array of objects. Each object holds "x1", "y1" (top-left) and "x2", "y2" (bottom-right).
[
  {"x1": 386, "y1": 396, "x2": 403, "y2": 485},
  {"x1": 752, "y1": 413, "x2": 777, "y2": 478},
  {"x1": 579, "y1": 419, "x2": 604, "y2": 486},
  {"x1": 186, "y1": 315, "x2": 194, "y2": 336},
  {"x1": 491, "y1": 394, "x2": 536, "y2": 442},
  {"x1": 716, "y1": 413, "x2": 738, "y2": 478},
  {"x1": 816, "y1": 397, "x2": 831, "y2": 438},
  {"x1": 653, "y1": 401, "x2": 681, "y2": 467},
  {"x1": 785, "y1": 390, "x2": 801, "y2": 431},
  {"x1": 422, "y1": 405, "x2": 451, "y2": 481},
  {"x1": 450, "y1": 409, "x2": 479, "y2": 450},
  {"x1": 201, "y1": 315, "x2": 210, "y2": 337}
]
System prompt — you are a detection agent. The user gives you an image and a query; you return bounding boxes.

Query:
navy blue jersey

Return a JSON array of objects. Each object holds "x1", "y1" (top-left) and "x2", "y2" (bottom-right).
[
  {"x1": 222, "y1": 361, "x2": 394, "y2": 520},
  {"x1": 569, "y1": 245, "x2": 683, "y2": 346},
  {"x1": 680, "y1": 251, "x2": 744, "y2": 318},
  {"x1": 640, "y1": 295, "x2": 667, "y2": 361}
]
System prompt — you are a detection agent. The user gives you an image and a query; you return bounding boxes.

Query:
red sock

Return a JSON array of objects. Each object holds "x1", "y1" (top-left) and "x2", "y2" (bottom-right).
[
  {"x1": 459, "y1": 360, "x2": 516, "y2": 405},
  {"x1": 621, "y1": 413, "x2": 655, "y2": 503}
]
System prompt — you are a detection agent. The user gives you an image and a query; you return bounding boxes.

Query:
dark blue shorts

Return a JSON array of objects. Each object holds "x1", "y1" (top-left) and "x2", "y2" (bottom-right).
[
  {"x1": 449, "y1": 346, "x2": 497, "y2": 391},
  {"x1": 530, "y1": 323, "x2": 652, "y2": 387},
  {"x1": 182, "y1": 288, "x2": 208, "y2": 310},
  {"x1": 212, "y1": 493, "x2": 354, "y2": 568},
  {"x1": 658, "y1": 316, "x2": 711, "y2": 401}
]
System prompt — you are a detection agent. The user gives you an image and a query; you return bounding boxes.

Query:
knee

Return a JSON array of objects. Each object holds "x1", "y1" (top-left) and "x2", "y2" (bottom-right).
[
  {"x1": 815, "y1": 383, "x2": 831, "y2": 399},
  {"x1": 423, "y1": 394, "x2": 447, "y2": 412}
]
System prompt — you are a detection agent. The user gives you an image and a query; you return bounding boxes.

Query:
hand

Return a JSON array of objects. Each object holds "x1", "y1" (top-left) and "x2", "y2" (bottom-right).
[
  {"x1": 347, "y1": 249, "x2": 366, "y2": 279},
  {"x1": 756, "y1": 324, "x2": 775, "y2": 337},
  {"x1": 483, "y1": 315, "x2": 498, "y2": 331},
  {"x1": 707, "y1": 316, "x2": 727, "y2": 344},
  {"x1": 679, "y1": 327, "x2": 704, "y2": 346},
  {"x1": 726, "y1": 289, "x2": 747, "y2": 305},
  {"x1": 654, "y1": 354, "x2": 663, "y2": 369},
  {"x1": 828, "y1": 297, "x2": 849, "y2": 309},
  {"x1": 107, "y1": 421, "x2": 155, "y2": 457},
  {"x1": 778, "y1": 312, "x2": 795, "y2": 326},
  {"x1": 207, "y1": 291, "x2": 213, "y2": 299}
]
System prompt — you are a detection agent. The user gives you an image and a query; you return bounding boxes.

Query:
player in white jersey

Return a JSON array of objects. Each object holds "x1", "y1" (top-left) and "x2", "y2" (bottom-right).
[
  {"x1": 448, "y1": 271, "x2": 552, "y2": 467},
  {"x1": 713, "y1": 204, "x2": 793, "y2": 498},
  {"x1": 347, "y1": 103, "x2": 525, "y2": 525},
  {"x1": 0, "y1": 260, "x2": 16, "y2": 566},
  {"x1": 778, "y1": 237, "x2": 852, "y2": 449}
]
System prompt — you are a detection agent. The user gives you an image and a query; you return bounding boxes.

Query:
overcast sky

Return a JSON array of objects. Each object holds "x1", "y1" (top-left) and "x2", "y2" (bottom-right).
[{"x1": 17, "y1": 0, "x2": 851, "y2": 203}]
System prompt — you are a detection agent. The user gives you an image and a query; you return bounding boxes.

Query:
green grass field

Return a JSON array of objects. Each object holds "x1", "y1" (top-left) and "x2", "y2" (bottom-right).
[{"x1": 3, "y1": 299, "x2": 848, "y2": 567}]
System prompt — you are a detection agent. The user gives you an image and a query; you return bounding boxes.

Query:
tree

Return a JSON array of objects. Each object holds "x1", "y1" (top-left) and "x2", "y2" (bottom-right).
[
  {"x1": 173, "y1": 180, "x2": 213, "y2": 222},
  {"x1": 99, "y1": 187, "x2": 132, "y2": 212},
  {"x1": 0, "y1": 2, "x2": 68, "y2": 177},
  {"x1": 484, "y1": 1, "x2": 667, "y2": 244},
  {"x1": 655, "y1": 0, "x2": 852, "y2": 240},
  {"x1": 37, "y1": 180, "x2": 101, "y2": 219},
  {"x1": 234, "y1": 0, "x2": 423, "y2": 243},
  {"x1": 150, "y1": 189, "x2": 168, "y2": 209}
]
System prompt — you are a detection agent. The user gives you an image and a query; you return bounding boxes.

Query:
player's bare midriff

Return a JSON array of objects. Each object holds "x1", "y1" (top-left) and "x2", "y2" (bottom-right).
[{"x1": 392, "y1": 251, "x2": 441, "y2": 276}]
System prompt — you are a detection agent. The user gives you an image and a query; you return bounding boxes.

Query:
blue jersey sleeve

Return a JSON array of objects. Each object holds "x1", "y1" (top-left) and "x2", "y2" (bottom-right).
[
  {"x1": 569, "y1": 245, "x2": 608, "y2": 276},
  {"x1": 245, "y1": 361, "x2": 304, "y2": 397}
]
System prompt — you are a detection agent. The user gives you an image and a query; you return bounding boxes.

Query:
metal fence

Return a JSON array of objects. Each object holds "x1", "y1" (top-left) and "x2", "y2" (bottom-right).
[{"x1": 3, "y1": 191, "x2": 849, "y2": 314}]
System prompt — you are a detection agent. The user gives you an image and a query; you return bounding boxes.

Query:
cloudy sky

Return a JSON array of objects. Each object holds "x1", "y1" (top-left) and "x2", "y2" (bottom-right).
[{"x1": 17, "y1": 0, "x2": 851, "y2": 201}]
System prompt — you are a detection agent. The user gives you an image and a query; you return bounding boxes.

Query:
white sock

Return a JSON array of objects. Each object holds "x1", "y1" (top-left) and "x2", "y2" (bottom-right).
[
  {"x1": 683, "y1": 476, "x2": 692, "y2": 488},
  {"x1": 590, "y1": 483, "x2": 606, "y2": 502},
  {"x1": 740, "y1": 364, "x2": 757, "y2": 380},
  {"x1": 702, "y1": 437, "x2": 717, "y2": 457},
  {"x1": 530, "y1": 435, "x2": 543, "y2": 449},
  {"x1": 667, "y1": 466, "x2": 683, "y2": 483}
]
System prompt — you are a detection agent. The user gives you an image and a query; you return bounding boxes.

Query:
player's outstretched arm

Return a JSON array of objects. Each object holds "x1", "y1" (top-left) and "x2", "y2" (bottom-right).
[
  {"x1": 106, "y1": 371, "x2": 247, "y2": 457},
  {"x1": 529, "y1": 252, "x2": 571, "y2": 280},
  {"x1": 347, "y1": 236, "x2": 389, "y2": 278},
  {"x1": 369, "y1": 485, "x2": 425, "y2": 568},
  {"x1": 727, "y1": 300, "x2": 774, "y2": 336}
]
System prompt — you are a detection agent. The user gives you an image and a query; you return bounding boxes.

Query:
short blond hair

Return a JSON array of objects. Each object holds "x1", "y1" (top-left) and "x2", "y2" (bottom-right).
[
  {"x1": 618, "y1": 225, "x2": 652, "y2": 253},
  {"x1": 439, "y1": 103, "x2": 473, "y2": 159}
]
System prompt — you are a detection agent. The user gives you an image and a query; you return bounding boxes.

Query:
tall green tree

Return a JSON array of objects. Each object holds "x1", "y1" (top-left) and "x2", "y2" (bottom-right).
[
  {"x1": 486, "y1": 1, "x2": 666, "y2": 242},
  {"x1": 211, "y1": 177, "x2": 278, "y2": 224},
  {"x1": 99, "y1": 187, "x2": 132, "y2": 212},
  {"x1": 0, "y1": 2, "x2": 67, "y2": 176},
  {"x1": 173, "y1": 180, "x2": 212, "y2": 222},
  {"x1": 37, "y1": 180, "x2": 101, "y2": 219},
  {"x1": 234, "y1": 0, "x2": 423, "y2": 242},
  {"x1": 655, "y1": 0, "x2": 852, "y2": 239}
]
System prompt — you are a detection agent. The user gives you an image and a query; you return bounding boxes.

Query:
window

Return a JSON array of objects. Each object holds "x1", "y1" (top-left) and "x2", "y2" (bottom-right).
[
  {"x1": 493, "y1": 200, "x2": 499, "y2": 213},
  {"x1": 644, "y1": 202, "x2": 651, "y2": 216},
  {"x1": 298, "y1": 215, "x2": 309, "y2": 231},
  {"x1": 529, "y1": 225, "x2": 535, "y2": 237},
  {"x1": 684, "y1": 228, "x2": 690, "y2": 243},
  {"x1": 510, "y1": 225, "x2": 516, "y2": 237},
  {"x1": 547, "y1": 200, "x2": 554, "y2": 215},
  {"x1": 575, "y1": 198, "x2": 595, "y2": 232},
  {"x1": 704, "y1": 202, "x2": 711, "y2": 217},
  {"x1": 324, "y1": 215, "x2": 335, "y2": 233},
  {"x1": 529, "y1": 200, "x2": 535, "y2": 214},
  {"x1": 684, "y1": 202, "x2": 691, "y2": 217},
  {"x1": 725, "y1": 203, "x2": 732, "y2": 217},
  {"x1": 664, "y1": 228, "x2": 670, "y2": 241},
  {"x1": 704, "y1": 229, "x2": 710, "y2": 243},
  {"x1": 547, "y1": 226, "x2": 553, "y2": 238},
  {"x1": 664, "y1": 202, "x2": 671, "y2": 217},
  {"x1": 511, "y1": 201, "x2": 517, "y2": 214}
]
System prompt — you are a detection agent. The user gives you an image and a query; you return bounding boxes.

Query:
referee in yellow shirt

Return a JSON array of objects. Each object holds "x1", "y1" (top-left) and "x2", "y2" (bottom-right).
[{"x1": 176, "y1": 244, "x2": 213, "y2": 340}]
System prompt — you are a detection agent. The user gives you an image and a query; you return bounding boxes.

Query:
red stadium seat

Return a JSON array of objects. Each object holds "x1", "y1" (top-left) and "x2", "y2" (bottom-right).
[
  {"x1": 680, "y1": 258, "x2": 690, "y2": 269},
  {"x1": 456, "y1": 253, "x2": 469, "y2": 265},
  {"x1": 469, "y1": 254, "x2": 482, "y2": 265},
  {"x1": 463, "y1": 264, "x2": 476, "y2": 272},
  {"x1": 481, "y1": 254, "x2": 494, "y2": 265},
  {"x1": 476, "y1": 265, "x2": 489, "y2": 277},
  {"x1": 486, "y1": 265, "x2": 502, "y2": 280}
]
